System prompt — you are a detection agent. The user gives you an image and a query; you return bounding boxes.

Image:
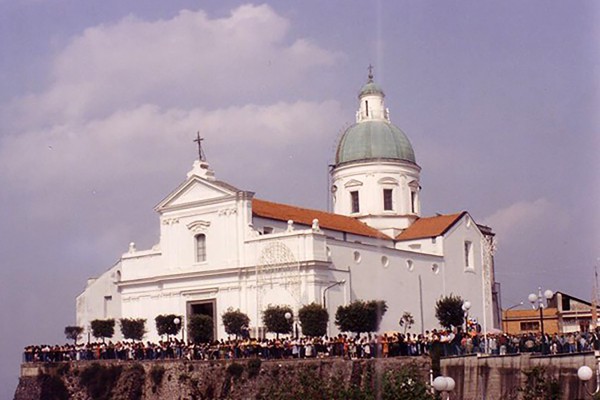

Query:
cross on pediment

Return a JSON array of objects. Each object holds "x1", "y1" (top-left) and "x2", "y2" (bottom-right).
[{"x1": 193, "y1": 131, "x2": 206, "y2": 162}]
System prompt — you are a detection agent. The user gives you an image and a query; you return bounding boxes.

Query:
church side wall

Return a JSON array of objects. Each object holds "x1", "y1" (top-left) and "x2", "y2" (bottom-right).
[
  {"x1": 327, "y1": 239, "x2": 444, "y2": 335},
  {"x1": 441, "y1": 216, "x2": 494, "y2": 331},
  {"x1": 76, "y1": 262, "x2": 123, "y2": 341}
]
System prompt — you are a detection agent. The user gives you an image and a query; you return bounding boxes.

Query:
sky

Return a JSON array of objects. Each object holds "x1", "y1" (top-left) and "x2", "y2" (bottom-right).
[{"x1": 0, "y1": 0, "x2": 598, "y2": 397}]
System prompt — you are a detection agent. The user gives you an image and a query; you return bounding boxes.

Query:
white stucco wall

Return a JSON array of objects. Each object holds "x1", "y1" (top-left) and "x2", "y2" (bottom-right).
[
  {"x1": 76, "y1": 164, "x2": 496, "y2": 342},
  {"x1": 331, "y1": 160, "x2": 421, "y2": 234}
]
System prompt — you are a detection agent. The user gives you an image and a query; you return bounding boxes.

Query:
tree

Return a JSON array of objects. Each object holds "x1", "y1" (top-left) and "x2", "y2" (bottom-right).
[
  {"x1": 120, "y1": 318, "x2": 146, "y2": 341},
  {"x1": 435, "y1": 294, "x2": 464, "y2": 329},
  {"x1": 188, "y1": 314, "x2": 214, "y2": 343},
  {"x1": 262, "y1": 305, "x2": 293, "y2": 338},
  {"x1": 222, "y1": 308, "x2": 250, "y2": 338},
  {"x1": 64, "y1": 326, "x2": 84, "y2": 344},
  {"x1": 155, "y1": 314, "x2": 182, "y2": 338},
  {"x1": 90, "y1": 319, "x2": 115, "y2": 342},
  {"x1": 381, "y1": 363, "x2": 436, "y2": 400},
  {"x1": 335, "y1": 300, "x2": 388, "y2": 335},
  {"x1": 398, "y1": 311, "x2": 415, "y2": 334},
  {"x1": 298, "y1": 303, "x2": 329, "y2": 337},
  {"x1": 515, "y1": 367, "x2": 561, "y2": 400}
]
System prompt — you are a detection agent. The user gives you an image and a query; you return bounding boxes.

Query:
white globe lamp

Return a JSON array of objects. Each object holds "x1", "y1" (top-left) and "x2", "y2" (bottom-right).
[
  {"x1": 578, "y1": 366, "x2": 594, "y2": 382},
  {"x1": 445, "y1": 377, "x2": 456, "y2": 391},
  {"x1": 432, "y1": 376, "x2": 449, "y2": 392}
]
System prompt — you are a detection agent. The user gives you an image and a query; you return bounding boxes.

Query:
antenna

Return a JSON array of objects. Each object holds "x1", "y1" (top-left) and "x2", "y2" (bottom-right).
[{"x1": 593, "y1": 263, "x2": 599, "y2": 330}]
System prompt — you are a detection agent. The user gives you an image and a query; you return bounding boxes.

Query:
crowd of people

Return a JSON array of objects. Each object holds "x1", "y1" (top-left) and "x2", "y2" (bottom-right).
[{"x1": 23, "y1": 328, "x2": 600, "y2": 363}]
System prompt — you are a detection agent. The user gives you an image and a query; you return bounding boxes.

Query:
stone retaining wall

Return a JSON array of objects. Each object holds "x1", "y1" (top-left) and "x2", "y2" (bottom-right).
[{"x1": 441, "y1": 352, "x2": 596, "y2": 399}]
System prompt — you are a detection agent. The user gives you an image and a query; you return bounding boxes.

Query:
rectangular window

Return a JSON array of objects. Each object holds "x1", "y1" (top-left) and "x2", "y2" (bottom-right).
[
  {"x1": 351, "y1": 191, "x2": 360, "y2": 213},
  {"x1": 464, "y1": 241, "x2": 473, "y2": 268},
  {"x1": 562, "y1": 296, "x2": 571, "y2": 311},
  {"x1": 196, "y1": 234, "x2": 206, "y2": 262},
  {"x1": 410, "y1": 191, "x2": 417, "y2": 213},
  {"x1": 520, "y1": 321, "x2": 540, "y2": 331},
  {"x1": 103, "y1": 296, "x2": 112, "y2": 318},
  {"x1": 383, "y1": 189, "x2": 393, "y2": 210}
]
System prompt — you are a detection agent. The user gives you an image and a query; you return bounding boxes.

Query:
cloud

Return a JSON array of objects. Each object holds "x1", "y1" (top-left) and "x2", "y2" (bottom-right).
[
  {"x1": 0, "y1": 3, "x2": 344, "y2": 226},
  {"x1": 0, "y1": 100, "x2": 344, "y2": 222},
  {"x1": 482, "y1": 198, "x2": 569, "y2": 242},
  {"x1": 1, "y1": 4, "x2": 340, "y2": 131}
]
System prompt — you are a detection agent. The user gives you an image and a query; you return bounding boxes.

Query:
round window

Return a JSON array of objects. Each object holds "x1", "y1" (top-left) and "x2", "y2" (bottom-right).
[
  {"x1": 381, "y1": 256, "x2": 389, "y2": 268},
  {"x1": 407, "y1": 260, "x2": 414, "y2": 272},
  {"x1": 353, "y1": 251, "x2": 361, "y2": 263},
  {"x1": 432, "y1": 264, "x2": 440, "y2": 274}
]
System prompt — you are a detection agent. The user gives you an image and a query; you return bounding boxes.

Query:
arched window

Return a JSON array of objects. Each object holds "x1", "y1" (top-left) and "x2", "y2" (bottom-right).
[{"x1": 195, "y1": 234, "x2": 206, "y2": 263}]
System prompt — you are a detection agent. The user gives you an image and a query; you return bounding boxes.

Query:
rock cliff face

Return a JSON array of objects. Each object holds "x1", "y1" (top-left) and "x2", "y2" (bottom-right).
[{"x1": 14, "y1": 357, "x2": 431, "y2": 400}]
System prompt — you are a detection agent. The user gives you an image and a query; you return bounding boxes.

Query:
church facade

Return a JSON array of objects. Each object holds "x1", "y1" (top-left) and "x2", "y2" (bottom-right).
[{"x1": 76, "y1": 73, "x2": 501, "y2": 341}]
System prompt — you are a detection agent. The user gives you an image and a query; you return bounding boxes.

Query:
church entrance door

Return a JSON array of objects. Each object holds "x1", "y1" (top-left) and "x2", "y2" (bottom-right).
[{"x1": 187, "y1": 299, "x2": 217, "y2": 341}]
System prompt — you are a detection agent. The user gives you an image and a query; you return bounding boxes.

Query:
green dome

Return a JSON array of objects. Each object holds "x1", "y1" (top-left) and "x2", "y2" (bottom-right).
[{"x1": 335, "y1": 120, "x2": 416, "y2": 165}]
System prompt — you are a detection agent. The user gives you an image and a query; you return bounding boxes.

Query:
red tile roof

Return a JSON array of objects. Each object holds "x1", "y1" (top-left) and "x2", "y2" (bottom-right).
[
  {"x1": 252, "y1": 199, "x2": 390, "y2": 239},
  {"x1": 395, "y1": 212, "x2": 465, "y2": 240}
]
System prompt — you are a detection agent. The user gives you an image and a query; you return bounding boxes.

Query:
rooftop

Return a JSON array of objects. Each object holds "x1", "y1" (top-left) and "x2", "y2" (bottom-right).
[
  {"x1": 395, "y1": 212, "x2": 466, "y2": 241},
  {"x1": 252, "y1": 199, "x2": 390, "y2": 240}
]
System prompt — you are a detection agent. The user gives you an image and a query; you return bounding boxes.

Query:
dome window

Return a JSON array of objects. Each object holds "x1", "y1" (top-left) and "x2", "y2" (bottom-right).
[
  {"x1": 351, "y1": 191, "x2": 360, "y2": 213},
  {"x1": 383, "y1": 189, "x2": 393, "y2": 211}
]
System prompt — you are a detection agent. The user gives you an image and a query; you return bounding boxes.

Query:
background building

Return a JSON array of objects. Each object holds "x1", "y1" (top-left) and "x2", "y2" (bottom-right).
[{"x1": 503, "y1": 291, "x2": 600, "y2": 335}]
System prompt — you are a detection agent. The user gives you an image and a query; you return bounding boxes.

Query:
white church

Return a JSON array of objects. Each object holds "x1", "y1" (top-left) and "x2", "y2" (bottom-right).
[{"x1": 76, "y1": 72, "x2": 501, "y2": 341}]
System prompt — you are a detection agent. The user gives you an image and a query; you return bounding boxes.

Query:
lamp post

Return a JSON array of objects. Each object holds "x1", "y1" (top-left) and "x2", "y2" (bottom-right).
[
  {"x1": 462, "y1": 300, "x2": 472, "y2": 334},
  {"x1": 322, "y1": 280, "x2": 346, "y2": 308},
  {"x1": 173, "y1": 317, "x2": 184, "y2": 342},
  {"x1": 503, "y1": 301, "x2": 524, "y2": 333},
  {"x1": 577, "y1": 351, "x2": 600, "y2": 398},
  {"x1": 284, "y1": 311, "x2": 295, "y2": 339},
  {"x1": 528, "y1": 287, "x2": 553, "y2": 354}
]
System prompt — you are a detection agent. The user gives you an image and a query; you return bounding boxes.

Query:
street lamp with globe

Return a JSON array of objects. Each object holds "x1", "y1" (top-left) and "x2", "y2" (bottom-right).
[
  {"x1": 577, "y1": 355, "x2": 600, "y2": 398},
  {"x1": 462, "y1": 300, "x2": 472, "y2": 333},
  {"x1": 284, "y1": 311, "x2": 296, "y2": 339},
  {"x1": 173, "y1": 317, "x2": 184, "y2": 342},
  {"x1": 528, "y1": 287, "x2": 553, "y2": 354},
  {"x1": 432, "y1": 375, "x2": 456, "y2": 399}
]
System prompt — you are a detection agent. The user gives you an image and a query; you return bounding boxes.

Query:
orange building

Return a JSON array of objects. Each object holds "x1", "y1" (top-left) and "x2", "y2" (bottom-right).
[{"x1": 503, "y1": 292, "x2": 599, "y2": 335}]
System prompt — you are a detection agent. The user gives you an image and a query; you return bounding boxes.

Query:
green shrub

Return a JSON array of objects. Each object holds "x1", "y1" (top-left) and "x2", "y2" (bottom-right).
[
  {"x1": 150, "y1": 365, "x2": 165, "y2": 387},
  {"x1": 188, "y1": 314, "x2": 214, "y2": 343},
  {"x1": 226, "y1": 362, "x2": 244, "y2": 381},
  {"x1": 222, "y1": 308, "x2": 251, "y2": 338},
  {"x1": 262, "y1": 305, "x2": 293, "y2": 337},
  {"x1": 247, "y1": 358, "x2": 262, "y2": 379},
  {"x1": 517, "y1": 367, "x2": 561, "y2": 400},
  {"x1": 299, "y1": 303, "x2": 329, "y2": 337},
  {"x1": 118, "y1": 363, "x2": 145, "y2": 400},
  {"x1": 38, "y1": 373, "x2": 69, "y2": 400},
  {"x1": 119, "y1": 318, "x2": 146, "y2": 341},
  {"x1": 80, "y1": 363, "x2": 122, "y2": 400},
  {"x1": 90, "y1": 319, "x2": 115, "y2": 342},
  {"x1": 335, "y1": 300, "x2": 388, "y2": 335}
]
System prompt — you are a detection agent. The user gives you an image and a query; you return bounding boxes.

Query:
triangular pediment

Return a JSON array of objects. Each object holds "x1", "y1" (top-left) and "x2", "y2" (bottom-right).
[{"x1": 155, "y1": 176, "x2": 240, "y2": 212}]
